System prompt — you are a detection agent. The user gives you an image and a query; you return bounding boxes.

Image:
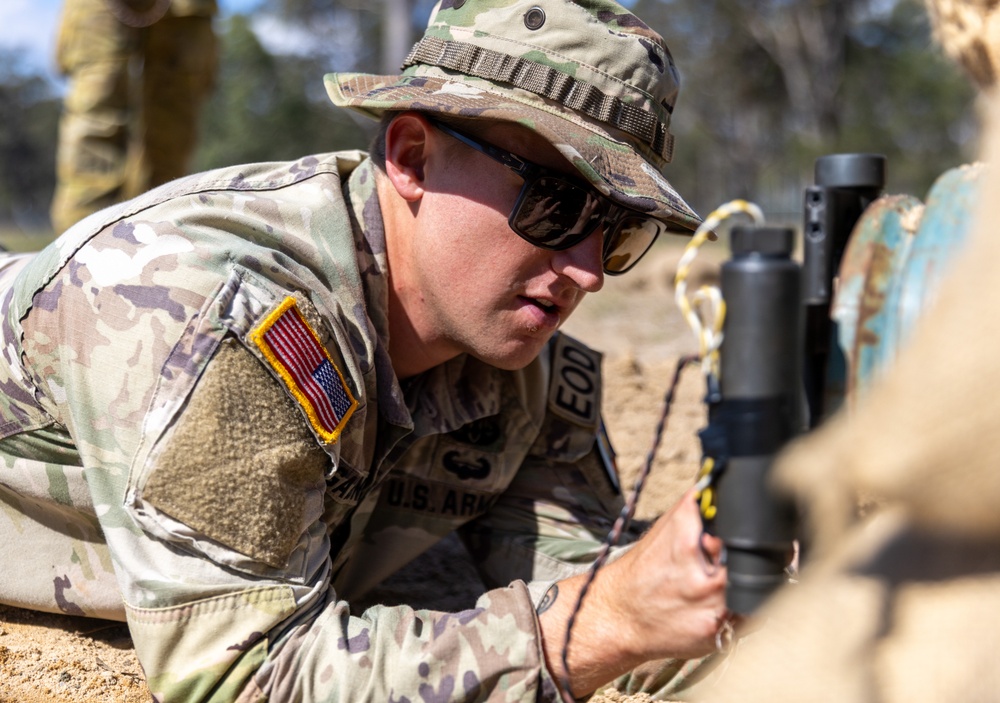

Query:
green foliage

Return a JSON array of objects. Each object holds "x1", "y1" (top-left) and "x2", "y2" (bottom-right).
[
  {"x1": 0, "y1": 0, "x2": 982, "y2": 231},
  {"x1": 192, "y1": 14, "x2": 371, "y2": 171},
  {"x1": 836, "y1": 1, "x2": 979, "y2": 197},
  {"x1": 0, "y1": 51, "x2": 60, "y2": 230},
  {"x1": 636, "y1": 0, "x2": 978, "y2": 222}
]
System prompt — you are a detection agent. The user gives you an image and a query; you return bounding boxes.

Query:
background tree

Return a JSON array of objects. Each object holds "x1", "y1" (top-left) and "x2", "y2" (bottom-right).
[
  {"x1": 192, "y1": 13, "x2": 370, "y2": 171},
  {"x1": 640, "y1": 0, "x2": 979, "y2": 222},
  {"x1": 268, "y1": 0, "x2": 430, "y2": 73},
  {"x1": 0, "y1": 50, "x2": 59, "y2": 231},
  {"x1": 0, "y1": 0, "x2": 982, "y2": 236}
]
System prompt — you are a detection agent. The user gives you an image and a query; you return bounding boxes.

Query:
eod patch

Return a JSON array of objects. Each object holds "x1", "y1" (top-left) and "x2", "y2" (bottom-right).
[{"x1": 548, "y1": 333, "x2": 601, "y2": 429}]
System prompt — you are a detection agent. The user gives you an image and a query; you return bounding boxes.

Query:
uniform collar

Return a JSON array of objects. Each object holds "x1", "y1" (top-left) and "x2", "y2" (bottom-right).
[{"x1": 402, "y1": 354, "x2": 504, "y2": 438}]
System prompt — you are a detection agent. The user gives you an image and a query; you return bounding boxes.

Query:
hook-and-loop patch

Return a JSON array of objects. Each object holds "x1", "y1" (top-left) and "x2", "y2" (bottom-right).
[
  {"x1": 548, "y1": 333, "x2": 601, "y2": 429},
  {"x1": 249, "y1": 297, "x2": 357, "y2": 444}
]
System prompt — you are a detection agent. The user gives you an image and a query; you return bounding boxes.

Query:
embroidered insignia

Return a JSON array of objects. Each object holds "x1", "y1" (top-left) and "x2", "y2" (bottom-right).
[
  {"x1": 450, "y1": 417, "x2": 502, "y2": 448},
  {"x1": 249, "y1": 297, "x2": 357, "y2": 443},
  {"x1": 548, "y1": 334, "x2": 600, "y2": 427},
  {"x1": 442, "y1": 451, "x2": 492, "y2": 480}
]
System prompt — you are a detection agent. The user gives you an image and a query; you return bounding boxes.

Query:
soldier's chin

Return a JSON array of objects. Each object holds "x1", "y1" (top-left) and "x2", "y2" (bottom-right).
[{"x1": 475, "y1": 337, "x2": 551, "y2": 371}]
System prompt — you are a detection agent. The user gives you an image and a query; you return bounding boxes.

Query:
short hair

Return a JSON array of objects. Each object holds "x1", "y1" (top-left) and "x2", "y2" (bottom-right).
[{"x1": 368, "y1": 112, "x2": 398, "y2": 173}]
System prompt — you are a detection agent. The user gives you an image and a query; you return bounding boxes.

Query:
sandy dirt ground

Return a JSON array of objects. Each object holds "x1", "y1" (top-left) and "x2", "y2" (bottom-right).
[{"x1": 0, "y1": 241, "x2": 728, "y2": 703}]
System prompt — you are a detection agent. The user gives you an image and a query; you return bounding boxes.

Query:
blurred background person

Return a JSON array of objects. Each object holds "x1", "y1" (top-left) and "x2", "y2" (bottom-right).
[{"x1": 49, "y1": 0, "x2": 218, "y2": 234}]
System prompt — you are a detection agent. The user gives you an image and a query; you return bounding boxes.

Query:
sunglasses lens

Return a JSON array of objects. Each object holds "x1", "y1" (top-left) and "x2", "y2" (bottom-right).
[
  {"x1": 511, "y1": 177, "x2": 607, "y2": 248},
  {"x1": 602, "y1": 216, "x2": 663, "y2": 274}
]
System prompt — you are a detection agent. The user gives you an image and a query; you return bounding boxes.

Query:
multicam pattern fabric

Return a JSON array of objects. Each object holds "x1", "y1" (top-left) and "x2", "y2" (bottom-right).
[
  {"x1": 50, "y1": 0, "x2": 218, "y2": 234},
  {"x1": 0, "y1": 151, "x2": 708, "y2": 701},
  {"x1": 324, "y1": 0, "x2": 702, "y2": 233}
]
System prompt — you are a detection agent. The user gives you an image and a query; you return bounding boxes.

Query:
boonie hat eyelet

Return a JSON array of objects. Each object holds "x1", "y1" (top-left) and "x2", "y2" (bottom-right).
[{"x1": 524, "y1": 7, "x2": 545, "y2": 30}]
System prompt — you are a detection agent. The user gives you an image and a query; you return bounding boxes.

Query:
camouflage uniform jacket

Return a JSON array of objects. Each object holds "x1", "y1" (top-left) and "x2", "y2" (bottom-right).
[{"x1": 0, "y1": 152, "x2": 625, "y2": 702}]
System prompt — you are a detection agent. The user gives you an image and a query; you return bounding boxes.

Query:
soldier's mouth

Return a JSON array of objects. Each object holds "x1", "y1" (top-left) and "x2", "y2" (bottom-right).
[{"x1": 518, "y1": 296, "x2": 562, "y2": 330}]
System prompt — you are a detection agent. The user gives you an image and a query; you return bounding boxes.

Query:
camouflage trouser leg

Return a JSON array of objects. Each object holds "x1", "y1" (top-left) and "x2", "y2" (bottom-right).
[
  {"x1": 50, "y1": 55, "x2": 133, "y2": 235},
  {"x1": 49, "y1": 0, "x2": 136, "y2": 235},
  {"x1": 49, "y1": 1, "x2": 217, "y2": 235},
  {"x1": 127, "y1": 14, "x2": 218, "y2": 197}
]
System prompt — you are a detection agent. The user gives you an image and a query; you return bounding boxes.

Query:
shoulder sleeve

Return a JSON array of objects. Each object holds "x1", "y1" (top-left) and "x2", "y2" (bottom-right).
[
  {"x1": 47, "y1": 273, "x2": 549, "y2": 702},
  {"x1": 125, "y1": 293, "x2": 551, "y2": 702}
]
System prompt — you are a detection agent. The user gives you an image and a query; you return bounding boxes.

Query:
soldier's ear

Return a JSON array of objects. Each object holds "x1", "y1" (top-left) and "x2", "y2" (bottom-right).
[{"x1": 383, "y1": 112, "x2": 432, "y2": 203}]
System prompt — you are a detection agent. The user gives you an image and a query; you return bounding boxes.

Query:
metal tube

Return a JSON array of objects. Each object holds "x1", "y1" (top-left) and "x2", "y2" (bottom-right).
[
  {"x1": 802, "y1": 154, "x2": 886, "y2": 426},
  {"x1": 714, "y1": 226, "x2": 803, "y2": 614}
]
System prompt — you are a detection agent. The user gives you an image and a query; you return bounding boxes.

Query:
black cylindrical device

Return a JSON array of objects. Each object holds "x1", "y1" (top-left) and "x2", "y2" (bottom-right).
[
  {"x1": 802, "y1": 153, "x2": 885, "y2": 305},
  {"x1": 802, "y1": 153, "x2": 886, "y2": 427},
  {"x1": 713, "y1": 225, "x2": 803, "y2": 614}
]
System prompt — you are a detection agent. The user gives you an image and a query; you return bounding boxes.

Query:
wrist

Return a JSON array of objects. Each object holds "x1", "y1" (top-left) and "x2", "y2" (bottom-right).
[{"x1": 537, "y1": 566, "x2": 647, "y2": 698}]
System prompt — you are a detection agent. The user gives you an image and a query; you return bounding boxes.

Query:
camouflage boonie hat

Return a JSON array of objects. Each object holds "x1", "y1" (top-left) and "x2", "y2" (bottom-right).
[{"x1": 324, "y1": 0, "x2": 702, "y2": 232}]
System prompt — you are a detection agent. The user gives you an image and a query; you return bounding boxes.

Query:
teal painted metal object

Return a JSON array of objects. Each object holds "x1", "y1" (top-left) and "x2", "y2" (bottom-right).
[
  {"x1": 832, "y1": 194, "x2": 922, "y2": 398},
  {"x1": 831, "y1": 163, "x2": 986, "y2": 402},
  {"x1": 887, "y1": 164, "x2": 986, "y2": 354}
]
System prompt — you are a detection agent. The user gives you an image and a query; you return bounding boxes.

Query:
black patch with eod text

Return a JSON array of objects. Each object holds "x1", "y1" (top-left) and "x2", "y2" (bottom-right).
[
  {"x1": 378, "y1": 475, "x2": 497, "y2": 519},
  {"x1": 548, "y1": 335, "x2": 601, "y2": 428}
]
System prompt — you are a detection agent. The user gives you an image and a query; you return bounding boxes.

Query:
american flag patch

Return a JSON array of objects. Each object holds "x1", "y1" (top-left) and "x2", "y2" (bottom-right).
[{"x1": 249, "y1": 297, "x2": 357, "y2": 443}]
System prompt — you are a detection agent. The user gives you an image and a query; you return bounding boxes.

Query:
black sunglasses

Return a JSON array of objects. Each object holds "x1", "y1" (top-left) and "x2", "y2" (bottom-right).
[{"x1": 428, "y1": 118, "x2": 665, "y2": 275}]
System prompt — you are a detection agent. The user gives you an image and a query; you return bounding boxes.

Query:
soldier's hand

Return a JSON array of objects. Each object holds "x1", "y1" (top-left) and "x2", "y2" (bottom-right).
[
  {"x1": 611, "y1": 488, "x2": 732, "y2": 659},
  {"x1": 537, "y1": 488, "x2": 730, "y2": 698}
]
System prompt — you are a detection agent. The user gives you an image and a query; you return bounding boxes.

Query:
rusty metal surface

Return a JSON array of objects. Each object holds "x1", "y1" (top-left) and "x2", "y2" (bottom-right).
[
  {"x1": 833, "y1": 194, "x2": 922, "y2": 400},
  {"x1": 886, "y1": 163, "x2": 987, "y2": 354}
]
